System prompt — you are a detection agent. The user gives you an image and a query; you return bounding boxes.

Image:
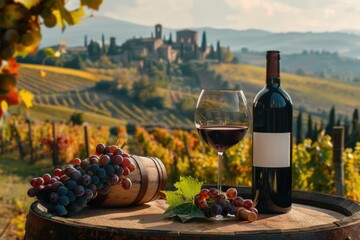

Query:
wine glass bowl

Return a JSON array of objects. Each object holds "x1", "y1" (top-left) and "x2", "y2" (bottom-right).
[{"x1": 194, "y1": 89, "x2": 250, "y2": 192}]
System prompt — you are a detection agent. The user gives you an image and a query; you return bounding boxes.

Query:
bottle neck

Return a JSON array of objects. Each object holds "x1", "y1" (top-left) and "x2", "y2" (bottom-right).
[{"x1": 266, "y1": 51, "x2": 281, "y2": 86}]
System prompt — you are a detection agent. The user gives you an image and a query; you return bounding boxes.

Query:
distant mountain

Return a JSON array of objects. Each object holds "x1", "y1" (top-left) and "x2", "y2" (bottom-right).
[{"x1": 41, "y1": 16, "x2": 360, "y2": 58}]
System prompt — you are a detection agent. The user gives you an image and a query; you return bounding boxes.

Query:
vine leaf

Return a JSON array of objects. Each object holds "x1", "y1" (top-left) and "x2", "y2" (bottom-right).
[{"x1": 162, "y1": 176, "x2": 205, "y2": 223}]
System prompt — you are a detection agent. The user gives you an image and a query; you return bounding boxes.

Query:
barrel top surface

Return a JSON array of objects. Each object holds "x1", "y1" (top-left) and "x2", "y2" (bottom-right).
[{"x1": 31, "y1": 194, "x2": 359, "y2": 235}]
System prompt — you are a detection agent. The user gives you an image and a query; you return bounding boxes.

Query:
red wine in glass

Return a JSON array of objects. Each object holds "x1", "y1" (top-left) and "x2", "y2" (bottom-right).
[
  {"x1": 197, "y1": 126, "x2": 248, "y2": 152},
  {"x1": 194, "y1": 89, "x2": 250, "y2": 192}
]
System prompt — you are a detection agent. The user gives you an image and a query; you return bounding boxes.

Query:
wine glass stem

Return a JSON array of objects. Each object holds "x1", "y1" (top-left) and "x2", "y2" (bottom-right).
[{"x1": 218, "y1": 151, "x2": 223, "y2": 192}]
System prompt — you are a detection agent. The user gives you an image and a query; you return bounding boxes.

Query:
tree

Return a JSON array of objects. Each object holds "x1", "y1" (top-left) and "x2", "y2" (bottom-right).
[
  {"x1": 201, "y1": 31, "x2": 207, "y2": 53},
  {"x1": 208, "y1": 44, "x2": 216, "y2": 59},
  {"x1": 351, "y1": 108, "x2": 359, "y2": 136},
  {"x1": 325, "y1": 106, "x2": 335, "y2": 136},
  {"x1": 101, "y1": 33, "x2": 106, "y2": 53},
  {"x1": 312, "y1": 122, "x2": 318, "y2": 142},
  {"x1": 180, "y1": 42, "x2": 184, "y2": 60},
  {"x1": 87, "y1": 40, "x2": 101, "y2": 61},
  {"x1": 84, "y1": 35, "x2": 88, "y2": 47},
  {"x1": 306, "y1": 114, "x2": 313, "y2": 139},
  {"x1": 343, "y1": 116, "x2": 351, "y2": 145},
  {"x1": 70, "y1": 112, "x2": 83, "y2": 125},
  {"x1": 216, "y1": 41, "x2": 222, "y2": 62},
  {"x1": 168, "y1": 33, "x2": 173, "y2": 45},
  {"x1": 107, "y1": 37, "x2": 117, "y2": 55},
  {"x1": 296, "y1": 111, "x2": 303, "y2": 144}
]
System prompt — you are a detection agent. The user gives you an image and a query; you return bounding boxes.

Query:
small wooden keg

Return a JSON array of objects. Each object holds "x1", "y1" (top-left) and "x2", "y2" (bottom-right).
[{"x1": 89, "y1": 155, "x2": 167, "y2": 207}]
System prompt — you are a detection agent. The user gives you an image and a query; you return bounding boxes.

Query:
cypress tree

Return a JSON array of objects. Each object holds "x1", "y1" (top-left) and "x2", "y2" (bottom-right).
[
  {"x1": 348, "y1": 108, "x2": 360, "y2": 148},
  {"x1": 216, "y1": 40, "x2": 222, "y2": 62},
  {"x1": 180, "y1": 42, "x2": 184, "y2": 60},
  {"x1": 168, "y1": 33, "x2": 173, "y2": 45},
  {"x1": 101, "y1": 34, "x2": 105, "y2": 53},
  {"x1": 296, "y1": 111, "x2": 303, "y2": 144},
  {"x1": 208, "y1": 44, "x2": 215, "y2": 59},
  {"x1": 325, "y1": 106, "x2": 335, "y2": 136},
  {"x1": 312, "y1": 122, "x2": 318, "y2": 142},
  {"x1": 306, "y1": 114, "x2": 313, "y2": 139},
  {"x1": 351, "y1": 108, "x2": 359, "y2": 136},
  {"x1": 84, "y1": 35, "x2": 88, "y2": 47},
  {"x1": 344, "y1": 116, "x2": 351, "y2": 146},
  {"x1": 201, "y1": 31, "x2": 207, "y2": 53}
]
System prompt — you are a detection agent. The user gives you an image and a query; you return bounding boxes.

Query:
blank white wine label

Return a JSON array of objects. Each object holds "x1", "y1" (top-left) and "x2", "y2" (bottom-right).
[{"x1": 253, "y1": 132, "x2": 290, "y2": 167}]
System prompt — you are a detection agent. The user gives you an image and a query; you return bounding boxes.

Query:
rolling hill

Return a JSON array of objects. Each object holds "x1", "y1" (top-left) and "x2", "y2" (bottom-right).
[
  {"x1": 14, "y1": 63, "x2": 359, "y2": 129},
  {"x1": 41, "y1": 16, "x2": 360, "y2": 58},
  {"x1": 209, "y1": 64, "x2": 360, "y2": 119}
]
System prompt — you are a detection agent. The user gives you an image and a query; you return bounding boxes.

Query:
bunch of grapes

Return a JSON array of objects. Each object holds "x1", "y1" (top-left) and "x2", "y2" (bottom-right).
[
  {"x1": 27, "y1": 143, "x2": 136, "y2": 217},
  {"x1": 194, "y1": 188, "x2": 258, "y2": 222}
]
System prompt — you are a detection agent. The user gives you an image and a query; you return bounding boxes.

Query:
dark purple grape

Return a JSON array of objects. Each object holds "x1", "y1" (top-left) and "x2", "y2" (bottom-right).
[
  {"x1": 204, "y1": 207, "x2": 214, "y2": 218},
  {"x1": 97, "y1": 168, "x2": 106, "y2": 178},
  {"x1": 54, "y1": 204, "x2": 67, "y2": 216},
  {"x1": 57, "y1": 186, "x2": 68, "y2": 196},
  {"x1": 76, "y1": 196, "x2": 88, "y2": 207},
  {"x1": 99, "y1": 155, "x2": 110, "y2": 167},
  {"x1": 91, "y1": 175, "x2": 99, "y2": 185},
  {"x1": 227, "y1": 205, "x2": 237, "y2": 215},
  {"x1": 67, "y1": 191, "x2": 76, "y2": 202},
  {"x1": 105, "y1": 165, "x2": 115, "y2": 175},
  {"x1": 79, "y1": 174, "x2": 92, "y2": 186},
  {"x1": 96, "y1": 143, "x2": 106, "y2": 154},
  {"x1": 66, "y1": 180, "x2": 77, "y2": 190},
  {"x1": 80, "y1": 159, "x2": 90, "y2": 169},
  {"x1": 51, "y1": 181, "x2": 64, "y2": 191},
  {"x1": 108, "y1": 174, "x2": 119, "y2": 184},
  {"x1": 58, "y1": 195, "x2": 70, "y2": 206},
  {"x1": 113, "y1": 148, "x2": 123, "y2": 156},
  {"x1": 208, "y1": 188, "x2": 219, "y2": 198},
  {"x1": 211, "y1": 203, "x2": 223, "y2": 216},
  {"x1": 27, "y1": 187, "x2": 37, "y2": 197},
  {"x1": 89, "y1": 155, "x2": 99, "y2": 165},
  {"x1": 75, "y1": 185, "x2": 85, "y2": 197},
  {"x1": 89, "y1": 164, "x2": 99, "y2": 173},
  {"x1": 83, "y1": 189, "x2": 93, "y2": 200},
  {"x1": 111, "y1": 155, "x2": 123, "y2": 165},
  {"x1": 87, "y1": 184, "x2": 97, "y2": 193},
  {"x1": 232, "y1": 197, "x2": 244, "y2": 207},
  {"x1": 69, "y1": 170, "x2": 81, "y2": 181},
  {"x1": 98, "y1": 182, "x2": 110, "y2": 195}
]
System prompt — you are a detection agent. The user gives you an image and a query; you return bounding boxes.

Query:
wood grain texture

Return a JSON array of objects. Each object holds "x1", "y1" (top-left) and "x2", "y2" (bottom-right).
[
  {"x1": 25, "y1": 188, "x2": 360, "y2": 240},
  {"x1": 89, "y1": 155, "x2": 167, "y2": 207}
]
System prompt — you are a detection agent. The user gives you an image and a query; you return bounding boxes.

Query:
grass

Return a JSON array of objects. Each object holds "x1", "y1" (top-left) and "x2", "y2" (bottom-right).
[
  {"x1": 212, "y1": 64, "x2": 360, "y2": 116},
  {"x1": 28, "y1": 104, "x2": 126, "y2": 126},
  {"x1": 0, "y1": 153, "x2": 54, "y2": 239}
]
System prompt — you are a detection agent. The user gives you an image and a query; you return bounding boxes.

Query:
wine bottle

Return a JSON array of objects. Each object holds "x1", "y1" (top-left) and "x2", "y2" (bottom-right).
[{"x1": 252, "y1": 50, "x2": 293, "y2": 214}]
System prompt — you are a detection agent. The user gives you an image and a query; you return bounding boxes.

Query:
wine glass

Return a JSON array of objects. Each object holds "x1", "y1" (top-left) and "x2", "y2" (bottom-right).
[{"x1": 194, "y1": 89, "x2": 250, "y2": 192}]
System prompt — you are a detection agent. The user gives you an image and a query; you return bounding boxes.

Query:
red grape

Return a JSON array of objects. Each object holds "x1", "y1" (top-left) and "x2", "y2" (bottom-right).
[
  {"x1": 121, "y1": 178, "x2": 132, "y2": 190},
  {"x1": 232, "y1": 196, "x2": 244, "y2": 207},
  {"x1": 226, "y1": 188, "x2": 237, "y2": 199},
  {"x1": 199, "y1": 189, "x2": 209, "y2": 199},
  {"x1": 243, "y1": 199, "x2": 253, "y2": 210},
  {"x1": 208, "y1": 188, "x2": 219, "y2": 198}
]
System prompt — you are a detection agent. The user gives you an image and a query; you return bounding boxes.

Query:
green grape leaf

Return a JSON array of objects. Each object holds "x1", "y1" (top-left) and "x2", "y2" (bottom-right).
[
  {"x1": 13, "y1": 0, "x2": 42, "y2": 9},
  {"x1": 162, "y1": 176, "x2": 205, "y2": 222},
  {"x1": 164, "y1": 203, "x2": 205, "y2": 223},
  {"x1": 81, "y1": 0, "x2": 103, "y2": 10}
]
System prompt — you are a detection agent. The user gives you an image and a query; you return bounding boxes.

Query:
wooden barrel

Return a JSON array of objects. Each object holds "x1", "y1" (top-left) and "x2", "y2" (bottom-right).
[
  {"x1": 25, "y1": 187, "x2": 360, "y2": 240},
  {"x1": 89, "y1": 155, "x2": 167, "y2": 207}
]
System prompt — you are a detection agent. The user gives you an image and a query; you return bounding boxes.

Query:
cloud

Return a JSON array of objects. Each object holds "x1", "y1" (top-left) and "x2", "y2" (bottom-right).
[
  {"x1": 96, "y1": 0, "x2": 360, "y2": 32},
  {"x1": 100, "y1": 0, "x2": 194, "y2": 28}
]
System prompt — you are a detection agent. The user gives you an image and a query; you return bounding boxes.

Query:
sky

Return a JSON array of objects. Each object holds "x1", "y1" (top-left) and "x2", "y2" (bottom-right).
[{"x1": 91, "y1": 0, "x2": 360, "y2": 32}]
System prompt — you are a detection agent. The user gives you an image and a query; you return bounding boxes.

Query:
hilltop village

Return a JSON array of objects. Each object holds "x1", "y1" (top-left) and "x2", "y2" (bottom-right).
[{"x1": 71, "y1": 24, "x2": 234, "y2": 67}]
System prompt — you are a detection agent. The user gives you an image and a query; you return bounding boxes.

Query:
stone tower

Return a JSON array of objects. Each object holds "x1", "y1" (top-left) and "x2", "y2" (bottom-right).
[{"x1": 155, "y1": 24, "x2": 162, "y2": 39}]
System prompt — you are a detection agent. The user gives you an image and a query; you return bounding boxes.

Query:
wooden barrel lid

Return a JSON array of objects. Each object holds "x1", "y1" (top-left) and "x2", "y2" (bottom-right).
[{"x1": 25, "y1": 188, "x2": 360, "y2": 240}]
